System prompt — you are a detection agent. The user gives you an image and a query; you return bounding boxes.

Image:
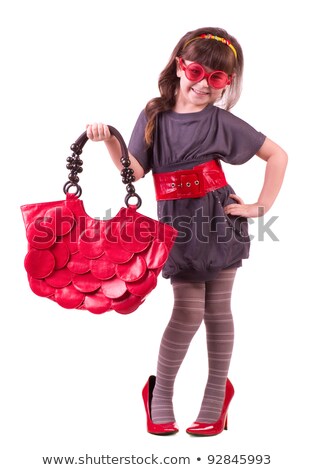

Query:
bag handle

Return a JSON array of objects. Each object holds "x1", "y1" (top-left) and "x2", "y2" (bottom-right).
[{"x1": 63, "y1": 126, "x2": 142, "y2": 208}]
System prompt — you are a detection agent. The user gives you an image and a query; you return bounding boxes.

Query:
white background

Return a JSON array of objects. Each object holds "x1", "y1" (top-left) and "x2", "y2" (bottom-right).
[{"x1": 1, "y1": 0, "x2": 314, "y2": 468}]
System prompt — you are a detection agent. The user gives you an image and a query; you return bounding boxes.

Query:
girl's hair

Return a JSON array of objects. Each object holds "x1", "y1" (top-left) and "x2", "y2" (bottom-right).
[{"x1": 144, "y1": 27, "x2": 244, "y2": 145}]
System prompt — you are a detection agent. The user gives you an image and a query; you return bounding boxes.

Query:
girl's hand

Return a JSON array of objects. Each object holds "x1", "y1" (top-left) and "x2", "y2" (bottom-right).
[
  {"x1": 86, "y1": 123, "x2": 112, "y2": 142},
  {"x1": 224, "y1": 194, "x2": 265, "y2": 218}
]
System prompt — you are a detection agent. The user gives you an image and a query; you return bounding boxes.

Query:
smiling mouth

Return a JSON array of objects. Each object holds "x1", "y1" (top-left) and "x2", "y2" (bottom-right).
[{"x1": 191, "y1": 87, "x2": 210, "y2": 96}]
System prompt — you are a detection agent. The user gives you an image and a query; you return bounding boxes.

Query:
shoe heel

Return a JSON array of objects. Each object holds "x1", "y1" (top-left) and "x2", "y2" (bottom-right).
[{"x1": 224, "y1": 414, "x2": 228, "y2": 430}]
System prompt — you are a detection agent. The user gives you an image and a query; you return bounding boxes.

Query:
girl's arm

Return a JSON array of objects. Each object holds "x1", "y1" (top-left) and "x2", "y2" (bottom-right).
[
  {"x1": 224, "y1": 137, "x2": 288, "y2": 218},
  {"x1": 86, "y1": 123, "x2": 145, "y2": 181}
]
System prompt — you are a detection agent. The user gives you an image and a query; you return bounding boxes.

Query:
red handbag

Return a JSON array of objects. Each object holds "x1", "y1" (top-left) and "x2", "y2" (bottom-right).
[{"x1": 21, "y1": 126, "x2": 177, "y2": 314}]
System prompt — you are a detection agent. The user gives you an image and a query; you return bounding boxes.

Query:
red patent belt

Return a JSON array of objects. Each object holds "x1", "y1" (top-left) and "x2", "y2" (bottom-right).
[{"x1": 153, "y1": 160, "x2": 227, "y2": 201}]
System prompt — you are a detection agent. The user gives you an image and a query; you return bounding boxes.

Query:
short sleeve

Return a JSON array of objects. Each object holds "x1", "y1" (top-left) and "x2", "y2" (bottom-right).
[
  {"x1": 128, "y1": 110, "x2": 153, "y2": 174},
  {"x1": 217, "y1": 110, "x2": 266, "y2": 165}
]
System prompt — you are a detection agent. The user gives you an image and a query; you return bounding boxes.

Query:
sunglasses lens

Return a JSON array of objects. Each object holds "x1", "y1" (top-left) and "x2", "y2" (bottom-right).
[
  {"x1": 208, "y1": 71, "x2": 229, "y2": 89},
  {"x1": 185, "y1": 63, "x2": 204, "y2": 82}
]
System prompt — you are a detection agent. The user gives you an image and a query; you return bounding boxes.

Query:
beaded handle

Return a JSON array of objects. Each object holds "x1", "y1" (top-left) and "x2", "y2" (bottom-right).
[{"x1": 63, "y1": 126, "x2": 142, "y2": 208}]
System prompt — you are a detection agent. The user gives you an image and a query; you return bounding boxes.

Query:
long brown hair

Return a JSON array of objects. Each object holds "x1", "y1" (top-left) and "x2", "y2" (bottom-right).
[{"x1": 144, "y1": 27, "x2": 244, "y2": 145}]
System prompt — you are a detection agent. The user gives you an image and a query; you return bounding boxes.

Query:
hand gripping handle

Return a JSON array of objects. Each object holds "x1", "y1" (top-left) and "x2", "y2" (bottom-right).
[{"x1": 63, "y1": 126, "x2": 142, "y2": 208}]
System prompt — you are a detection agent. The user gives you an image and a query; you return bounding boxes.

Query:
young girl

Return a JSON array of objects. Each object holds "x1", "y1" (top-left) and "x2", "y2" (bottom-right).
[{"x1": 87, "y1": 27, "x2": 287, "y2": 436}]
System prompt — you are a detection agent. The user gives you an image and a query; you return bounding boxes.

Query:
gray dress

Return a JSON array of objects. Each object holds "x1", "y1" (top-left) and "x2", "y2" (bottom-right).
[{"x1": 128, "y1": 104, "x2": 266, "y2": 282}]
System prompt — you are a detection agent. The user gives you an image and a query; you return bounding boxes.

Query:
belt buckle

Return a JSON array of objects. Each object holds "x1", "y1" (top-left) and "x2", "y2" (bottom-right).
[{"x1": 179, "y1": 171, "x2": 204, "y2": 198}]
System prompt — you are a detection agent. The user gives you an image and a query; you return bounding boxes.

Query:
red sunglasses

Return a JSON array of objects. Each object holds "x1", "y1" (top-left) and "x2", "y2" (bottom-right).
[{"x1": 179, "y1": 58, "x2": 232, "y2": 89}]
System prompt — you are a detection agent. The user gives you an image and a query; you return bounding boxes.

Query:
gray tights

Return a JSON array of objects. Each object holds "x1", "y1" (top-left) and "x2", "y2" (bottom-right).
[{"x1": 151, "y1": 268, "x2": 236, "y2": 424}]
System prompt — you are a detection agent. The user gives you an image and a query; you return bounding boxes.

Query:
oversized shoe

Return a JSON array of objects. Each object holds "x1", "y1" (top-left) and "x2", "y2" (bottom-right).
[
  {"x1": 142, "y1": 375, "x2": 179, "y2": 435},
  {"x1": 186, "y1": 378, "x2": 234, "y2": 436}
]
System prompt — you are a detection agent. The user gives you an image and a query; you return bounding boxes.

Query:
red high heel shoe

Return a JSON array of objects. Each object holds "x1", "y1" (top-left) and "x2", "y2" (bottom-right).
[
  {"x1": 142, "y1": 376, "x2": 179, "y2": 435},
  {"x1": 186, "y1": 378, "x2": 234, "y2": 436}
]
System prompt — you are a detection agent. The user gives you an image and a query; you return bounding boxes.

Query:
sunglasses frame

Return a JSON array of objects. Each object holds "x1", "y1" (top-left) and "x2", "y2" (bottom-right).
[{"x1": 179, "y1": 58, "x2": 232, "y2": 89}]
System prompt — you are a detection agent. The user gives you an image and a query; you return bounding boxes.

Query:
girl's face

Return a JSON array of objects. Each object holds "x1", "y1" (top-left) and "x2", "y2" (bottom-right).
[{"x1": 174, "y1": 58, "x2": 225, "y2": 113}]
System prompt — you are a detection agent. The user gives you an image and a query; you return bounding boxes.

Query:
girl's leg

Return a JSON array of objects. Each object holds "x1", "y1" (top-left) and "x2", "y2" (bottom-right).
[
  {"x1": 195, "y1": 268, "x2": 237, "y2": 423},
  {"x1": 151, "y1": 281, "x2": 205, "y2": 424}
]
